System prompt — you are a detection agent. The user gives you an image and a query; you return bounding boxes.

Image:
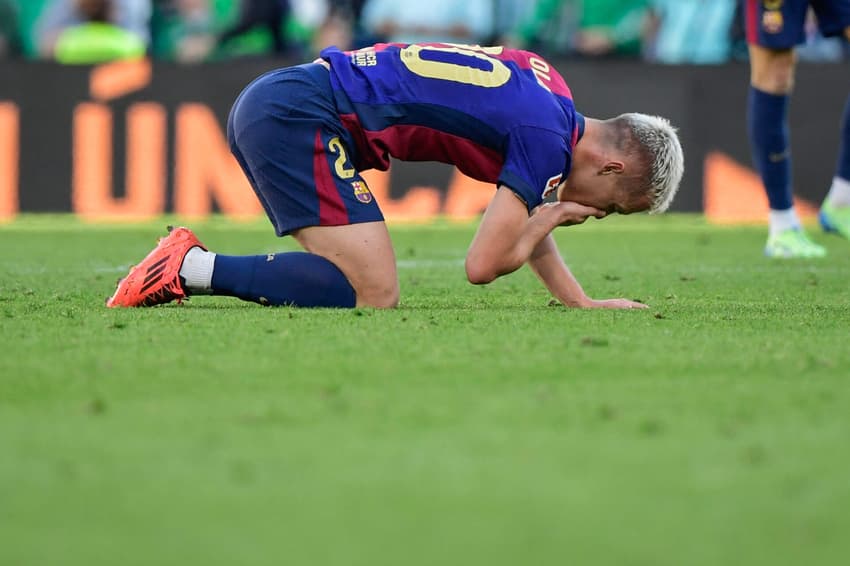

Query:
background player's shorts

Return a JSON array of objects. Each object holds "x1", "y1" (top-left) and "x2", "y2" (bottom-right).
[
  {"x1": 227, "y1": 63, "x2": 383, "y2": 236},
  {"x1": 745, "y1": 0, "x2": 850, "y2": 48}
]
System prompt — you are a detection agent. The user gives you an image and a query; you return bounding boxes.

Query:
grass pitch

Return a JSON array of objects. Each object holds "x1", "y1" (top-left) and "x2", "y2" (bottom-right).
[{"x1": 1, "y1": 214, "x2": 849, "y2": 566}]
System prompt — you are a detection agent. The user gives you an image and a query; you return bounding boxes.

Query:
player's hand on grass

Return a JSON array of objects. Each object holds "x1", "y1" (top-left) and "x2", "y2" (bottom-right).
[
  {"x1": 534, "y1": 201, "x2": 606, "y2": 226},
  {"x1": 583, "y1": 298, "x2": 648, "y2": 309}
]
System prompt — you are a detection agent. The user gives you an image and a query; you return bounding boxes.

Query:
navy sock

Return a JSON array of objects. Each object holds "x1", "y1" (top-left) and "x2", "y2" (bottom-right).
[
  {"x1": 748, "y1": 87, "x2": 793, "y2": 210},
  {"x1": 836, "y1": 93, "x2": 850, "y2": 181},
  {"x1": 211, "y1": 252, "x2": 356, "y2": 308}
]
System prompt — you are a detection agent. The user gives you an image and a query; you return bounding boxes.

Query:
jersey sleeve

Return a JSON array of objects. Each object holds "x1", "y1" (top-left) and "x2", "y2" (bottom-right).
[{"x1": 498, "y1": 126, "x2": 571, "y2": 211}]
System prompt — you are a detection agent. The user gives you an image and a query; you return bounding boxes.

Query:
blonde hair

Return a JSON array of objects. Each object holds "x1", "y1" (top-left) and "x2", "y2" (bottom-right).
[{"x1": 616, "y1": 113, "x2": 684, "y2": 214}]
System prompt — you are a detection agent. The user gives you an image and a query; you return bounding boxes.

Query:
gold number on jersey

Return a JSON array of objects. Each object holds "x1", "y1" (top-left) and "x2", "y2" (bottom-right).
[
  {"x1": 327, "y1": 136, "x2": 355, "y2": 179},
  {"x1": 400, "y1": 44, "x2": 511, "y2": 88}
]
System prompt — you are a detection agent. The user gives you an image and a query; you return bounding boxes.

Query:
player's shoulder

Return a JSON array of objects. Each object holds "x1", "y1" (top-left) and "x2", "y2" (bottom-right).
[
  {"x1": 500, "y1": 46, "x2": 548, "y2": 61},
  {"x1": 495, "y1": 47, "x2": 574, "y2": 101},
  {"x1": 493, "y1": 46, "x2": 556, "y2": 68}
]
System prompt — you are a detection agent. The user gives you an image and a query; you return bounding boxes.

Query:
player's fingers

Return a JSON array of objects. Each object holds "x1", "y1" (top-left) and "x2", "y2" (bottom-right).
[
  {"x1": 559, "y1": 214, "x2": 592, "y2": 227},
  {"x1": 598, "y1": 299, "x2": 648, "y2": 309},
  {"x1": 557, "y1": 202, "x2": 605, "y2": 222},
  {"x1": 559, "y1": 201, "x2": 600, "y2": 214},
  {"x1": 611, "y1": 299, "x2": 648, "y2": 309}
]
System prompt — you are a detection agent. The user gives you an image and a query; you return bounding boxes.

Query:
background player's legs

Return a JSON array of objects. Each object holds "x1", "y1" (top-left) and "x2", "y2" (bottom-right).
[
  {"x1": 748, "y1": 45, "x2": 797, "y2": 227},
  {"x1": 179, "y1": 221, "x2": 398, "y2": 309},
  {"x1": 825, "y1": 93, "x2": 850, "y2": 207},
  {"x1": 747, "y1": 44, "x2": 825, "y2": 257},
  {"x1": 819, "y1": 26, "x2": 850, "y2": 239}
]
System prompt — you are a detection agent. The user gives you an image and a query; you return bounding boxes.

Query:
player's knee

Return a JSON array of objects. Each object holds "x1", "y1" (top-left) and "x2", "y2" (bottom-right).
[
  {"x1": 465, "y1": 258, "x2": 496, "y2": 285},
  {"x1": 753, "y1": 69, "x2": 795, "y2": 94},
  {"x1": 356, "y1": 281, "x2": 400, "y2": 308},
  {"x1": 750, "y1": 50, "x2": 795, "y2": 94}
]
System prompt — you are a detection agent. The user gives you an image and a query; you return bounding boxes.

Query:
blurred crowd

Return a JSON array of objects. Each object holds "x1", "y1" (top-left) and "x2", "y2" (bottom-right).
[{"x1": 0, "y1": 0, "x2": 847, "y2": 64}]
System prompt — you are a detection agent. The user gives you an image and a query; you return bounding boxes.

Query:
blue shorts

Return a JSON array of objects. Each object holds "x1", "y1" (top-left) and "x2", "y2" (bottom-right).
[
  {"x1": 227, "y1": 63, "x2": 384, "y2": 236},
  {"x1": 745, "y1": 0, "x2": 850, "y2": 48}
]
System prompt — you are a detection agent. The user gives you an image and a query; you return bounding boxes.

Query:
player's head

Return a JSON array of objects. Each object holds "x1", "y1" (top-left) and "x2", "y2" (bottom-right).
[{"x1": 560, "y1": 113, "x2": 684, "y2": 215}]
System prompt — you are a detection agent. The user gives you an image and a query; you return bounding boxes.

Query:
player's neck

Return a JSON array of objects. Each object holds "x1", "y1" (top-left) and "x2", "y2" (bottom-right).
[
  {"x1": 573, "y1": 118, "x2": 605, "y2": 163},
  {"x1": 579, "y1": 118, "x2": 603, "y2": 143}
]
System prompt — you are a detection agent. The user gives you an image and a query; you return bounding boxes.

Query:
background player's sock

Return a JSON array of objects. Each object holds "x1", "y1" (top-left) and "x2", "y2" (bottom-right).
[
  {"x1": 748, "y1": 87, "x2": 793, "y2": 211},
  {"x1": 210, "y1": 252, "x2": 356, "y2": 307},
  {"x1": 825, "y1": 95, "x2": 850, "y2": 208},
  {"x1": 179, "y1": 247, "x2": 215, "y2": 295},
  {"x1": 768, "y1": 208, "x2": 801, "y2": 238},
  {"x1": 825, "y1": 177, "x2": 850, "y2": 208}
]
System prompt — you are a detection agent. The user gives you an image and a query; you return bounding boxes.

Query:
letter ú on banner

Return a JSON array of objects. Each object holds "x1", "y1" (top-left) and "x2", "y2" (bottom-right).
[{"x1": 72, "y1": 102, "x2": 166, "y2": 219}]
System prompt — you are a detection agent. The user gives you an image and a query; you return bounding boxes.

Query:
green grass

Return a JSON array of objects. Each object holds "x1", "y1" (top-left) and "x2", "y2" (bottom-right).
[{"x1": 1, "y1": 214, "x2": 849, "y2": 566}]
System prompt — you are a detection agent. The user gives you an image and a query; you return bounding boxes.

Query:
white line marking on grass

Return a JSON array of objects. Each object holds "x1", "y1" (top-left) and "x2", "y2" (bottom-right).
[{"x1": 396, "y1": 259, "x2": 465, "y2": 269}]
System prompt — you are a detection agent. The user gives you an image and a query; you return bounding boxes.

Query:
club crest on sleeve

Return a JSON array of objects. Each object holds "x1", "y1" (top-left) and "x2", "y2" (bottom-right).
[
  {"x1": 542, "y1": 173, "x2": 563, "y2": 199},
  {"x1": 762, "y1": 10, "x2": 783, "y2": 34},
  {"x1": 352, "y1": 180, "x2": 373, "y2": 204}
]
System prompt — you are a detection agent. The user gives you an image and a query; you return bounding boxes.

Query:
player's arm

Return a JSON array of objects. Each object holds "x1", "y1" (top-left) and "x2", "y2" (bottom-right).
[
  {"x1": 465, "y1": 186, "x2": 603, "y2": 284},
  {"x1": 528, "y1": 234, "x2": 647, "y2": 309}
]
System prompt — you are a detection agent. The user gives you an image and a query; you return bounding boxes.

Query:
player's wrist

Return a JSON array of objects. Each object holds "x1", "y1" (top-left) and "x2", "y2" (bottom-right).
[{"x1": 556, "y1": 294, "x2": 593, "y2": 308}]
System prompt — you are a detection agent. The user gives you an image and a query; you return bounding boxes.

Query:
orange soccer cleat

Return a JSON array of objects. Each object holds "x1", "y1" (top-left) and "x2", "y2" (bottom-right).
[{"x1": 106, "y1": 226, "x2": 206, "y2": 308}]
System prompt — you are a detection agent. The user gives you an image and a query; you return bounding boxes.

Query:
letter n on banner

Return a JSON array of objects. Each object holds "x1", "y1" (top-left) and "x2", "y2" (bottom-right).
[
  {"x1": 174, "y1": 104, "x2": 261, "y2": 219},
  {"x1": 0, "y1": 102, "x2": 19, "y2": 220}
]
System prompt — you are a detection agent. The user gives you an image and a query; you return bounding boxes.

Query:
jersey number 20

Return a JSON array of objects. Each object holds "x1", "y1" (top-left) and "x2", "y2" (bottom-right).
[{"x1": 400, "y1": 44, "x2": 511, "y2": 88}]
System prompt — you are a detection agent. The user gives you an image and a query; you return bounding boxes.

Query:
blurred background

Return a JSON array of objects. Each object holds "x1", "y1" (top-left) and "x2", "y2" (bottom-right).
[
  {"x1": 0, "y1": 0, "x2": 848, "y2": 222},
  {"x1": 3, "y1": 0, "x2": 847, "y2": 64}
]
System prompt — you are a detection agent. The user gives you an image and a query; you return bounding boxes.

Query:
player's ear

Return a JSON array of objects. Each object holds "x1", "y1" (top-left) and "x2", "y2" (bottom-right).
[{"x1": 600, "y1": 161, "x2": 625, "y2": 175}]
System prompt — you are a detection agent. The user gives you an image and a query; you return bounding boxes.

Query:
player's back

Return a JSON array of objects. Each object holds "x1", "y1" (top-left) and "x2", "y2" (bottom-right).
[{"x1": 320, "y1": 43, "x2": 580, "y2": 188}]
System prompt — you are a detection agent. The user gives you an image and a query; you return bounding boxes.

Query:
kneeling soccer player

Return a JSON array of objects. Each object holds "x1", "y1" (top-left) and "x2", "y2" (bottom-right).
[{"x1": 107, "y1": 42, "x2": 684, "y2": 310}]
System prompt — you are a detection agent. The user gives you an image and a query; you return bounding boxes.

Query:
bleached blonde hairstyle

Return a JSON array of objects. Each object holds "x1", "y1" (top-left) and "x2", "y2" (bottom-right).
[{"x1": 614, "y1": 113, "x2": 684, "y2": 214}]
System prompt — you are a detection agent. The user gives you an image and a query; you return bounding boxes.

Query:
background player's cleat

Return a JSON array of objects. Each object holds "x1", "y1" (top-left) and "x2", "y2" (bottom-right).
[
  {"x1": 106, "y1": 226, "x2": 206, "y2": 307},
  {"x1": 764, "y1": 228, "x2": 826, "y2": 259},
  {"x1": 819, "y1": 201, "x2": 850, "y2": 240}
]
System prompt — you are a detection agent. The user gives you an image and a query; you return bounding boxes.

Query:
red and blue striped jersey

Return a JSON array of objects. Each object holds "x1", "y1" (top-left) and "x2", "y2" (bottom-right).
[{"x1": 320, "y1": 43, "x2": 583, "y2": 210}]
